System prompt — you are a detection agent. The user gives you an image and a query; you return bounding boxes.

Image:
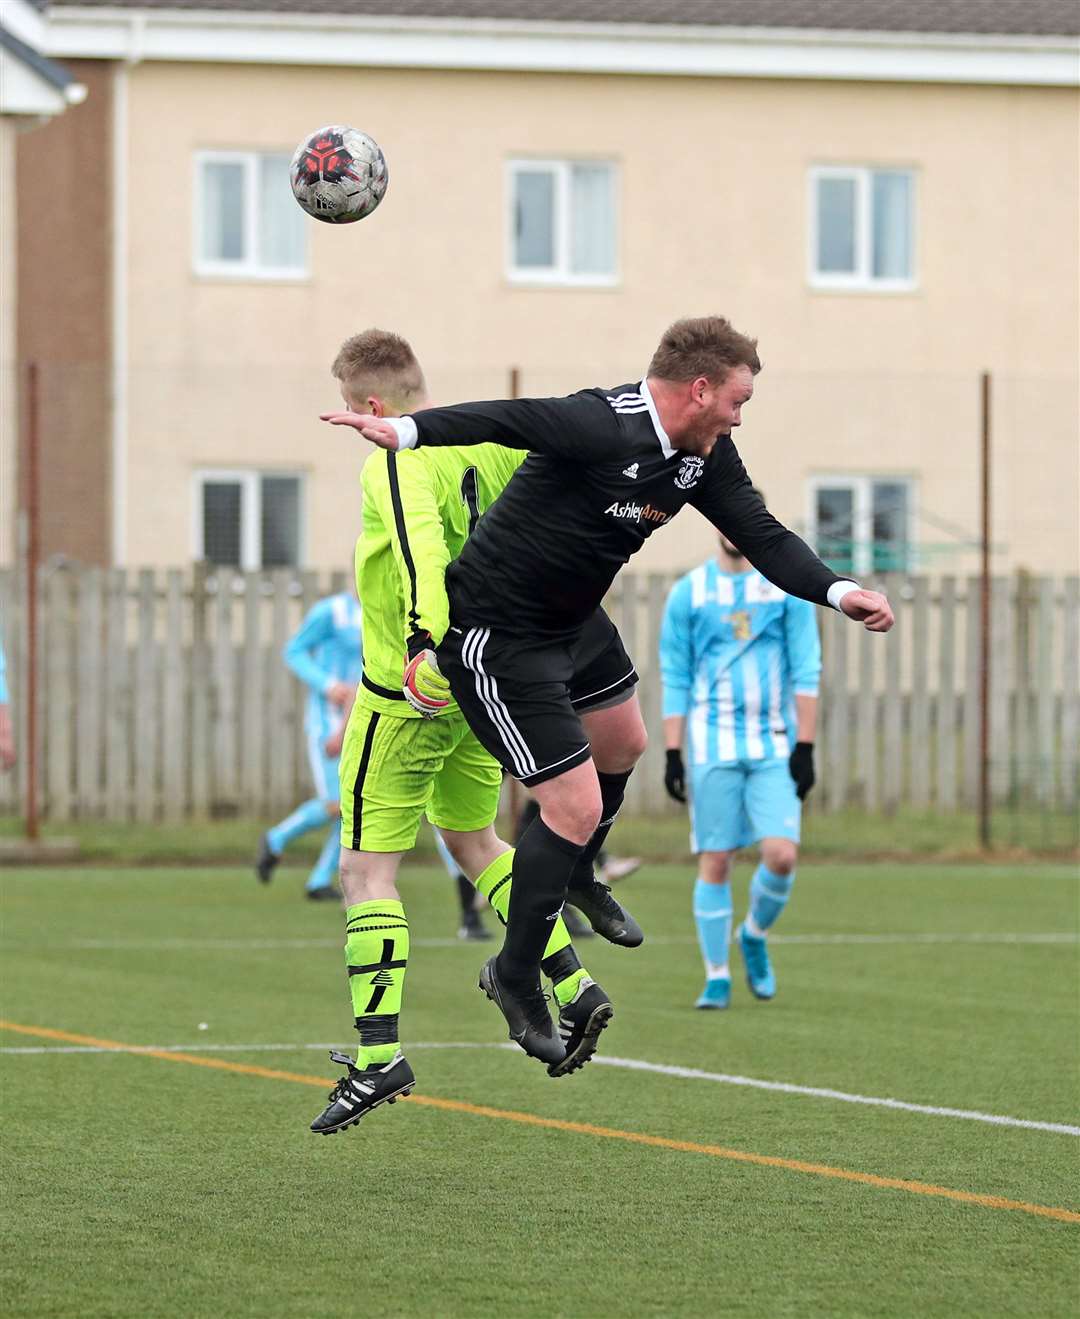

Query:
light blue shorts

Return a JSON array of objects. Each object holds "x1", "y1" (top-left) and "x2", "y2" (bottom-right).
[
  {"x1": 689, "y1": 758, "x2": 801, "y2": 853},
  {"x1": 307, "y1": 733, "x2": 341, "y2": 803}
]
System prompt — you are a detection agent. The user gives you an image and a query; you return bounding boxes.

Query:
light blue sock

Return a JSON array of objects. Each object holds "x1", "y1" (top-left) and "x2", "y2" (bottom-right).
[
  {"x1": 693, "y1": 878, "x2": 732, "y2": 976},
  {"x1": 747, "y1": 864, "x2": 794, "y2": 934},
  {"x1": 267, "y1": 798, "x2": 334, "y2": 854},
  {"x1": 306, "y1": 828, "x2": 340, "y2": 893}
]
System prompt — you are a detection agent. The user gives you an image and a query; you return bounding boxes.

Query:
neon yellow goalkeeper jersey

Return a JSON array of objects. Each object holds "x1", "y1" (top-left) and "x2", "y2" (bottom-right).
[{"x1": 355, "y1": 442, "x2": 526, "y2": 716}]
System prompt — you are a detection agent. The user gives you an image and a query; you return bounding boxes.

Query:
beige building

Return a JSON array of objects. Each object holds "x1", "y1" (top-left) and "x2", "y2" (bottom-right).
[
  {"x1": 6, "y1": 0, "x2": 1079, "y2": 579},
  {"x1": 1, "y1": 0, "x2": 84, "y2": 567}
]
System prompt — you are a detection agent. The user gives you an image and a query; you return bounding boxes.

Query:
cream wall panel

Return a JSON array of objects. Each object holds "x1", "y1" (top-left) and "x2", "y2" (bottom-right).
[{"x1": 121, "y1": 63, "x2": 1078, "y2": 575}]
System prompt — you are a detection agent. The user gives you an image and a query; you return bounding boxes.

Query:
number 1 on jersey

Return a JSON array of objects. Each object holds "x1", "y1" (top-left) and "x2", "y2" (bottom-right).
[{"x1": 460, "y1": 467, "x2": 480, "y2": 536}]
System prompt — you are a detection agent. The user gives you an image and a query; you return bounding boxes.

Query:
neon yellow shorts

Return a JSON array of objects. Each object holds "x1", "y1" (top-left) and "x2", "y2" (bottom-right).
[{"x1": 338, "y1": 698, "x2": 503, "y2": 853}]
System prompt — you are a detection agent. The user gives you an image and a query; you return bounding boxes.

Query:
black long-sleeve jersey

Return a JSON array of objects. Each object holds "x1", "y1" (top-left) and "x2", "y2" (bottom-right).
[{"x1": 408, "y1": 380, "x2": 845, "y2": 642}]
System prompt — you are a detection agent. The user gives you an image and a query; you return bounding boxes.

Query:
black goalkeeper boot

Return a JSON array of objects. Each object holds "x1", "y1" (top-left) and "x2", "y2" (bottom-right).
[{"x1": 309, "y1": 1050, "x2": 415, "y2": 1134}]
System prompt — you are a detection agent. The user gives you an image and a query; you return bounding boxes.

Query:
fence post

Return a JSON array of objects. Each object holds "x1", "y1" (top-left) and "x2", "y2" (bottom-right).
[
  {"x1": 989, "y1": 576, "x2": 1012, "y2": 807},
  {"x1": 936, "y1": 576, "x2": 957, "y2": 812},
  {"x1": 133, "y1": 568, "x2": 158, "y2": 823},
  {"x1": 189, "y1": 564, "x2": 210, "y2": 816},
  {"x1": 823, "y1": 610, "x2": 848, "y2": 812},
  {"x1": 909, "y1": 577, "x2": 930, "y2": 810},
  {"x1": 161, "y1": 569, "x2": 185, "y2": 822},
  {"x1": 1033, "y1": 577, "x2": 1055, "y2": 808},
  {"x1": 104, "y1": 568, "x2": 131, "y2": 820},
  {"x1": 241, "y1": 572, "x2": 265, "y2": 814},
  {"x1": 45, "y1": 565, "x2": 74, "y2": 821},
  {"x1": 76, "y1": 568, "x2": 105, "y2": 819},
  {"x1": 963, "y1": 575, "x2": 981, "y2": 810},
  {"x1": 213, "y1": 572, "x2": 238, "y2": 811},
  {"x1": 855, "y1": 625, "x2": 878, "y2": 810}
]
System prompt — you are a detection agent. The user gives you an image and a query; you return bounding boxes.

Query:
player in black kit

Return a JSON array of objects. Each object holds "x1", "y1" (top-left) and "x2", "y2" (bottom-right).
[{"x1": 323, "y1": 316, "x2": 894, "y2": 1067}]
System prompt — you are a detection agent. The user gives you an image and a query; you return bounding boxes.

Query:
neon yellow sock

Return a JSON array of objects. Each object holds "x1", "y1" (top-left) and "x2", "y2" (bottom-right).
[
  {"x1": 344, "y1": 899, "x2": 409, "y2": 1067},
  {"x1": 553, "y1": 968, "x2": 587, "y2": 1006},
  {"x1": 474, "y1": 850, "x2": 588, "y2": 996}
]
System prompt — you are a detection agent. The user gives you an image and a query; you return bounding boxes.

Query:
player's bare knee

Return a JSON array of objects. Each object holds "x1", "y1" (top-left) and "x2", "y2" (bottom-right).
[
  {"x1": 539, "y1": 793, "x2": 601, "y2": 846},
  {"x1": 762, "y1": 840, "x2": 797, "y2": 875},
  {"x1": 339, "y1": 847, "x2": 404, "y2": 904},
  {"x1": 699, "y1": 851, "x2": 734, "y2": 885},
  {"x1": 617, "y1": 720, "x2": 648, "y2": 768}
]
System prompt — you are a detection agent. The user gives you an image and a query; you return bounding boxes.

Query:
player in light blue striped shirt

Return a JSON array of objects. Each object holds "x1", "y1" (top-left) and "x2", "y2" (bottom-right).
[
  {"x1": 256, "y1": 592, "x2": 363, "y2": 899},
  {"x1": 660, "y1": 521, "x2": 821, "y2": 1008}
]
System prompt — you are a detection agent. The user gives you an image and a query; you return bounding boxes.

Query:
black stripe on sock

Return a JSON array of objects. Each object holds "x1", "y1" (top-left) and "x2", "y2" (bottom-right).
[
  {"x1": 541, "y1": 944, "x2": 582, "y2": 985},
  {"x1": 387, "y1": 453, "x2": 421, "y2": 634},
  {"x1": 347, "y1": 959, "x2": 408, "y2": 977},
  {"x1": 355, "y1": 1013, "x2": 399, "y2": 1046},
  {"x1": 349, "y1": 711, "x2": 381, "y2": 851},
  {"x1": 487, "y1": 873, "x2": 511, "y2": 908}
]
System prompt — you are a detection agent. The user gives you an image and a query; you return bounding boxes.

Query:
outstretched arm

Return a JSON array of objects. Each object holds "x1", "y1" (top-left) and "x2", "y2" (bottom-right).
[
  {"x1": 693, "y1": 441, "x2": 894, "y2": 632},
  {"x1": 322, "y1": 392, "x2": 622, "y2": 463}
]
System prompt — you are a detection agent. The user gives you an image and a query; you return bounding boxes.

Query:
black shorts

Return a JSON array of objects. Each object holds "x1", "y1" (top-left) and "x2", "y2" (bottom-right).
[{"x1": 436, "y1": 608, "x2": 638, "y2": 788}]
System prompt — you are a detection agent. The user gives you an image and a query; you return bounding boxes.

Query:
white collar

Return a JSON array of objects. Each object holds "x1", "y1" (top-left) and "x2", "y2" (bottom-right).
[{"x1": 640, "y1": 378, "x2": 677, "y2": 460}]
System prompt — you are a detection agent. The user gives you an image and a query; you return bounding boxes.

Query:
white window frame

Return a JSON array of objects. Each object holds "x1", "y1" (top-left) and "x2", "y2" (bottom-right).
[
  {"x1": 808, "y1": 165, "x2": 916, "y2": 293},
  {"x1": 806, "y1": 474, "x2": 917, "y2": 576},
  {"x1": 193, "y1": 150, "x2": 308, "y2": 281},
  {"x1": 192, "y1": 469, "x2": 306, "y2": 570},
  {"x1": 506, "y1": 158, "x2": 619, "y2": 287}
]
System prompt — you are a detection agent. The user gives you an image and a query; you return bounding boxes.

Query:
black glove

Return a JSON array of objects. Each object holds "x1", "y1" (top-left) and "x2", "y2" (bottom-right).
[
  {"x1": 664, "y1": 748, "x2": 686, "y2": 803},
  {"x1": 405, "y1": 629, "x2": 435, "y2": 661},
  {"x1": 789, "y1": 741, "x2": 815, "y2": 801}
]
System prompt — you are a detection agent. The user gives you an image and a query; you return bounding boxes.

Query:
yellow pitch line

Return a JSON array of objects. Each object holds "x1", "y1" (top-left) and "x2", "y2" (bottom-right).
[{"x1": 3, "y1": 1019, "x2": 1077, "y2": 1225}]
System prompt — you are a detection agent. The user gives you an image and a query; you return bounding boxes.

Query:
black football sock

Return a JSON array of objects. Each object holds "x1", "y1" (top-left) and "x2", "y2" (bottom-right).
[
  {"x1": 497, "y1": 816, "x2": 584, "y2": 989},
  {"x1": 566, "y1": 769, "x2": 632, "y2": 893}
]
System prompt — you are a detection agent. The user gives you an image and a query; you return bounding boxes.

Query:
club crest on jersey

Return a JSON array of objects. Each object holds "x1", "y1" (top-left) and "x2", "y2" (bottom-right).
[{"x1": 674, "y1": 455, "x2": 705, "y2": 490}]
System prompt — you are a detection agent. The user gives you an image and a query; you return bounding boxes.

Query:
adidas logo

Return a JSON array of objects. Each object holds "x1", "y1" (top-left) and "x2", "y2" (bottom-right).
[{"x1": 622, "y1": 463, "x2": 639, "y2": 479}]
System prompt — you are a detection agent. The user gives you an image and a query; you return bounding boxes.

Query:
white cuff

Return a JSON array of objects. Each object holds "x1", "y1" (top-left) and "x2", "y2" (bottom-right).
[
  {"x1": 391, "y1": 416, "x2": 419, "y2": 451},
  {"x1": 826, "y1": 580, "x2": 860, "y2": 612}
]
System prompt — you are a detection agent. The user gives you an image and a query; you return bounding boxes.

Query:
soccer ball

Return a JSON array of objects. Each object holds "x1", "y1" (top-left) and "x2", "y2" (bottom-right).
[{"x1": 289, "y1": 125, "x2": 389, "y2": 224}]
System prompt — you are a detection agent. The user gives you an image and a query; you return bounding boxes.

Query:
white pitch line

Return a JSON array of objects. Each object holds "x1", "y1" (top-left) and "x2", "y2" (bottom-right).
[
  {"x1": 2, "y1": 932, "x2": 1075, "y2": 951},
  {"x1": 587, "y1": 1055, "x2": 1080, "y2": 1137},
  {"x1": 2, "y1": 1039, "x2": 1076, "y2": 1137}
]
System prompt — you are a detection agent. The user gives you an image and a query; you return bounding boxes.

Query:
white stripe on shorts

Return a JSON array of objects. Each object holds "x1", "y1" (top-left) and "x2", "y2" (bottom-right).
[{"x1": 462, "y1": 628, "x2": 537, "y2": 779}]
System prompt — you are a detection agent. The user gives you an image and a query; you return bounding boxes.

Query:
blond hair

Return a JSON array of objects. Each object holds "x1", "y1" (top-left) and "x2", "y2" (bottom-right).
[
  {"x1": 648, "y1": 316, "x2": 761, "y2": 383},
  {"x1": 331, "y1": 329, "x2": 426, "y2": 410}
]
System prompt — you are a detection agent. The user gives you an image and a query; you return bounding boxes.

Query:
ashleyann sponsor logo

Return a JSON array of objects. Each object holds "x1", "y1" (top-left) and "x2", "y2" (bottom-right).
[{"x1": 604, "y1": 500, "x2": 671, "y2": 526}]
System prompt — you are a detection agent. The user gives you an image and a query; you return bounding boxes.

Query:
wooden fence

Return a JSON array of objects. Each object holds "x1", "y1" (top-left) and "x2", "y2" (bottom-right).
[{"x1": 0, "y1": 566, "x2": 1077, "y2": 822}]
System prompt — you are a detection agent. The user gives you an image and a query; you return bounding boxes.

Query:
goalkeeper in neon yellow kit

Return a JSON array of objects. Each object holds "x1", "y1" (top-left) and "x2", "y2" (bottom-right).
[{"x1": 311, "y1": 330, "x2": 614, "y2": 1134}]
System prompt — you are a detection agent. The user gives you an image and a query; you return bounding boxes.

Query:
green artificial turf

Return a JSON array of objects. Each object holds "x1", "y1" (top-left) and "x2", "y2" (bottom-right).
[{"x1": 2, "y1": 861, "x2": 1077, "y2": 1318}]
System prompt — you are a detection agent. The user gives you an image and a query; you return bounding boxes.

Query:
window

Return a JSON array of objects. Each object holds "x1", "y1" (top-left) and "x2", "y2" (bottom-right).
[
  {"x1": 507, "y1": 159, "x2": 618, "y2": 284},
  {"x1": 809, "y1": 167, "x2": 914, "y2": 290},
  {"x1": 808, "y1": 476, "x2": 914, "y2": 575},
  {"x1": 195, "y1": 152, "x2": 307, "y2": 278},
  {"x1": 194, "y1": 471, "x2": 303, "y2": 569}
]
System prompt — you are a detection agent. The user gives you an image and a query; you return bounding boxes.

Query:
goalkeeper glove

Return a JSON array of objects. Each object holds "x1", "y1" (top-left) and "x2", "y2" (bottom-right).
[
  {"x1": 402, "y1": 631, "x2": 451, "y2": 718},
  {"x1": 664, "y1": 748, "x2": 686, "y2": 803},
  {"x1": 788, "y1": 741, "x2": 815, "y2": 800}
]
